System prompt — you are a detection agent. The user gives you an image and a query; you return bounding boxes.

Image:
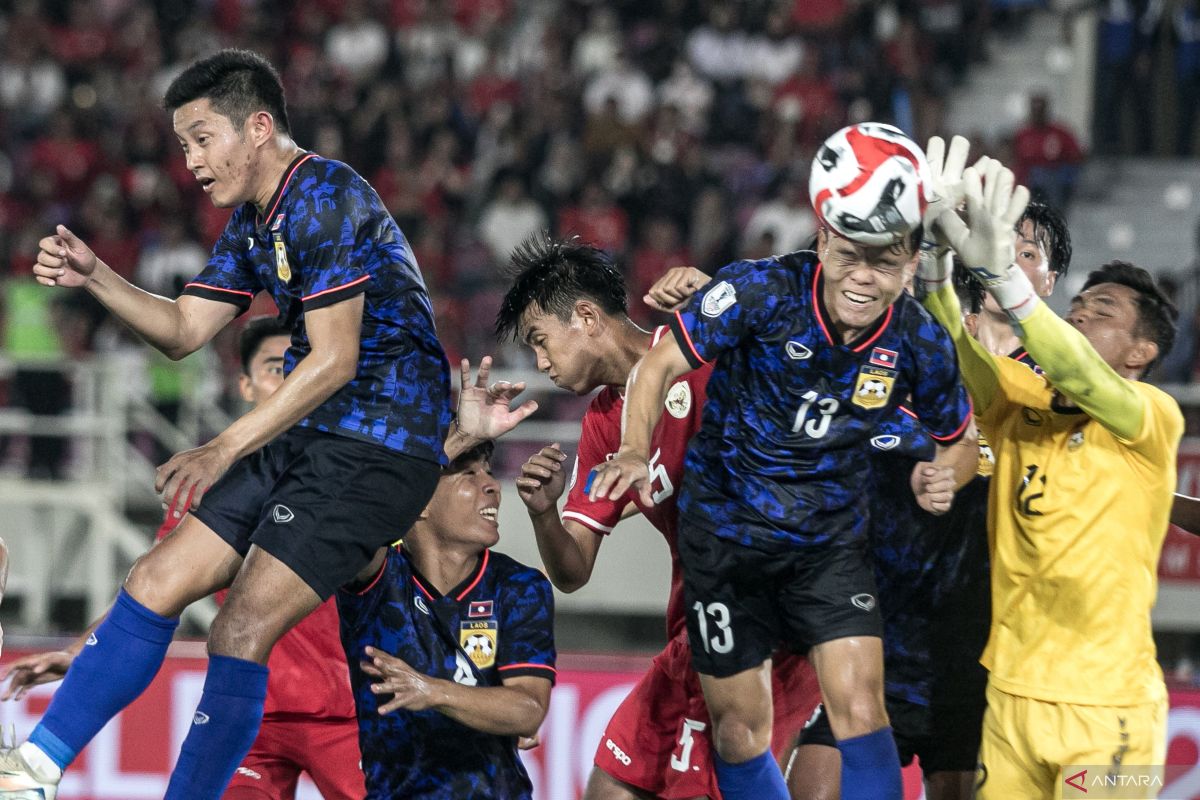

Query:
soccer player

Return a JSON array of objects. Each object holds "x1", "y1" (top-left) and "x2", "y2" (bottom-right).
[
  {"x1": 2, "y1": 49, "x2": 452, "y2": 798},
  {"x1": 2, "y1": 318, "x2": 365, "y2": 799},
  {"x1": 920, "y1": 156, "x2": 1182, "y2": 799},
  {"x1": 588, "y1": 214, "x2": 975, "y2": 799},
  {"x1": 496, "y1": 235, "x2": 822, "y2": 800},
  {"x1": 790, "y1": 195, "x2": 1075, "y2": 800},
  {"x1": 337, "y1": 437, "x2": 556, "y2": 799}
]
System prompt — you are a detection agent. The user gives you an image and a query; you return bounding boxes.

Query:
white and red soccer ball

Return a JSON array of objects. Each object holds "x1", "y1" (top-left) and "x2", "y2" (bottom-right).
[{"x1": 809, "y1": 123, "x2": 932, "y2": 247}]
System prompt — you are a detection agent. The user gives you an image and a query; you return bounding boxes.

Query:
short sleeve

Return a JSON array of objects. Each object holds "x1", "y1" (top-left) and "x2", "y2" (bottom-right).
[
  {"x1": 908, "y1": 319, "x2": 974, "y2": 443},
  {"x1": 335, "y1": 549, "x2": 394, "y2": 630},
  {"x1": 669, "y1": 260, "x2": 782, "y2": 368},
  {"x1": 872, "y1": 406, "x2": 937, "y2": 462},
  {"x1": 293, "y1": 175, "x2": 380, "y2": 311},
  {"x1": 561, "y1": 406, "x2": 624, "y2": 534},
  {"x1": 181, "y1": 209, "x2": 260, "y2": 310},
  {"x1": 496, "y1": 571, "x2": 557, "y2": 684}
]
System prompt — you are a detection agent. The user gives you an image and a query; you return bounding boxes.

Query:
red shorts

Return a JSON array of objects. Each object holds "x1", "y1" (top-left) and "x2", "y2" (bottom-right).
[
  {"x1": 224, "y1": 716, "x2": 365, "y2": 800},
  {"x1": 593, "y1": 634, "x2": 821, "y2": 799}
]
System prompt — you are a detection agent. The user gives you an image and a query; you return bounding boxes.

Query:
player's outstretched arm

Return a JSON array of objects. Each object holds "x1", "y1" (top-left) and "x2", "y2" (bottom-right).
[
  {"x1": 448, "y1": 357, "x2": 539, "y2": 461},
  {"x1": 1171, "y1": 494, "x2": 1200, "y2": 536},
  {"x1": 35, "y1": 225, "x2": 238, "y2": 360},
  {"x1": 361, "y1": 647, "x2": 550, "y2": 737},
  {"x1": 944, "y1": 159, "x2": 1145, "y2": 440},
  {"x1": 920, "y1": 253, "x2": 1002, "y2": 414},
  {"x1": 516, "y1": 444, "x2": 604, "y2": 593},
  {"x1": 588, "y1": 337, "x2": 692, "y2": 505},
  {"x1": 157, "y1": 294, "x2": 365, "y2": 515}
]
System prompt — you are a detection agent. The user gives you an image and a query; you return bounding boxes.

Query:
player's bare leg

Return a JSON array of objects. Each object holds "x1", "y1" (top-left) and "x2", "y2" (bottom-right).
[
  {"x1": 165, "y1": 545, "x2": 323, "y2": 798},
  {"x1": 208, "y1": 545, "x2": 323, "y2": 664},
  {"x1": 784, "y1": 737, "x2": 839, "y2": 800},
  {"x1": 124, "y1": 514, "x2": 245, "y2": 615},
  {"x1": 924, "y1": 769, "x2": 974, "y2": 800},
  {"x1": 809, "y1": 636, "x2": 888, "y2": 739},
  {"x1": 697, "y1": 661, "x2": 774, "y2": 763},
  {"x1": 809, "y1": 636, "x2": 900, "y2": 800},
  {"x1": 582, "y1": 769, "x2": 661, "y2": 800}
]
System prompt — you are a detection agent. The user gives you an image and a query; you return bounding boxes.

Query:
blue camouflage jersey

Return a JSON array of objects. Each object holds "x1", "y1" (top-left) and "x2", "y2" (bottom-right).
[
  {"x1": 337, "y1": 546, "x2": 557, "y2": 800},
  {"x1": 182, "y1": 153, "x2": 451, "y2": 463},
  {"x1": 670, "y1": 251, "x2": 972, "y2": 550}
]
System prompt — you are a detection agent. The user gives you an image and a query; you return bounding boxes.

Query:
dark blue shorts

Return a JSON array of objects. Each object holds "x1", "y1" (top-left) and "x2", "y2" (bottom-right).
[{"x1": 193, "y1": 428, "x2": 440, "y2": 599}]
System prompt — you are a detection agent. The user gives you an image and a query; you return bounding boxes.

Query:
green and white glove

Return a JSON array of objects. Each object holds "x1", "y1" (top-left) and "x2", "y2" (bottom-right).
[
  {"x1": 915, "y1": 135, "x2": 971, "y2": 296},
  {"x1": 935, "y1": 157, "x2": 1034, "y2": 321}
]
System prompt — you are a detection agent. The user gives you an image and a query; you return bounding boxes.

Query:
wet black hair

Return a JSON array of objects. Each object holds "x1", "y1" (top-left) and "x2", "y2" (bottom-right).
[
  {"x1": 495, "y1": 232, "x2": 628, "y2": 342},
  {"x1": 238, "y1": 316, "x2": 290, "y2": 375},
  {"x1": 1017, "y1": 201, "x2": 1072, "y2": 278},
  {"x1": 164, "y1": 49, "x2": 290, "y2": 135},
  {"x1": 1081, "y1": 260, "x2": 1178, "y2": 377}
]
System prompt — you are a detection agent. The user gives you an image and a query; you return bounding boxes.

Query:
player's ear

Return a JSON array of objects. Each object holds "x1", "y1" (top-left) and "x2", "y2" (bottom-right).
[
  {"x1": 1127, "y1": 338, "x2": 1158, "y2": 376},
  {"x1": 247, "y1": 110, "x2": 274, "y2": 148},
  {"x1": 237, "y1": 373, "x2": 254, "y2": 403},
  {"x1": 963, "y1": 312, "x2": 979, "y2": 337},
  {"x1": 574, "y1": 299, "x2": 600, "y2": 334},
  {"x1": 1043, "y1": 270, "x2": 1059, "y2": 297}
]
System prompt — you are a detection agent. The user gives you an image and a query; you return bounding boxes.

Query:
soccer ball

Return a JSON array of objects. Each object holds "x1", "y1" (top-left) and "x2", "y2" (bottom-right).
[{"x1": 809, "y1": 123, "x2": 931, "y2": 247}]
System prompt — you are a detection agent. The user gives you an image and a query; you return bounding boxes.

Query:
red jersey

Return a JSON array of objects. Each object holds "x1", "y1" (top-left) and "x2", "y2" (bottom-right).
[
  {"x1": 157, "y1": 515, "x2": 356, "y2": 720},
  {"x1": 561, "y1": 326, "x2": 712, "y2": 638}
]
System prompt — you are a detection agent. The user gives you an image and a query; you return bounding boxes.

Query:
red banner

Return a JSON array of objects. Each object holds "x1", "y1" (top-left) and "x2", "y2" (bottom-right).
[
  {"x1": 3, "y1": 645, "x2": 1199, "y2": 799},
  {"x1": 1160, "y1": 440, "x2": 1200, "y2": 583}
]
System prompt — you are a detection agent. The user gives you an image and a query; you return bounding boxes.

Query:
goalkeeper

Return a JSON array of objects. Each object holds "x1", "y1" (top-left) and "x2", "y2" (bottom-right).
[{"x1": 918, "y1": 144, "x2": 1182, "y2": 800}]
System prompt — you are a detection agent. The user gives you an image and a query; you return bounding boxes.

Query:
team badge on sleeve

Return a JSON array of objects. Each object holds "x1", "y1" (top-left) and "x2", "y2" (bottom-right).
[
  {"x1": 701, "y1": 281, "x2": 737, "y2": 317},
  {"x1": 665, "y1": 380, "x2": 693, "y2": 418},
  {"x1": 461, "y1": 620, "x2": 498, "y2": 668},
  {"x1": 853, "y1": 368, "x2": 895, "y2": 409}
]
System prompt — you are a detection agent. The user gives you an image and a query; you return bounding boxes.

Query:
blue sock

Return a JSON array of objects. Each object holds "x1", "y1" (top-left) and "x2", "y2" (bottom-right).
[
  {"x1": 164, "y1": 654, "x2": 268, "y2": 800},
  {"x1": 29, "y1": 588, "x2": 177, "y2": 770},
  {"x1": 713, "y1": 749, "x2": 789, "y2": 800},
  {"x1": 838, "y1": 726, "x2": 903, "y2": 800}
]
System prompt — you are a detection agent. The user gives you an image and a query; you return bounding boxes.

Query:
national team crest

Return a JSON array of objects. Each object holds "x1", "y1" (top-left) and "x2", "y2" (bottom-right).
[
  {"x1": 272, "y1": 232, "x2": 291, "y2": 282},
  {"x1": 665, "y1": 380, "x2": 692, "y2": 418},
  {"x1": 852, "y1": 367, "x2": 895, "y2": 409},
  {"x1": 461, "y1": 620, "x2": 498, "y2": 668},
  {"x1": 468, "y1": 599, "x2": 494, "y2": 618},
  {"x1": 976, "y1": 433, "x2": 996, "y2": 477}
]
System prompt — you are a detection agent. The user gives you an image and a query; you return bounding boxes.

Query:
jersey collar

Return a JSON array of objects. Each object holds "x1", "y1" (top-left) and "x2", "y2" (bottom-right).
[
  {"x1": 255, "y1": 151, "x2": 316, "y2": 229},
  {"x1": 405, "y1": 547, "x2": 491, "y2": 602},
  {"x1": 812, "y1": 262, "x2": 894, "y2": 351}
]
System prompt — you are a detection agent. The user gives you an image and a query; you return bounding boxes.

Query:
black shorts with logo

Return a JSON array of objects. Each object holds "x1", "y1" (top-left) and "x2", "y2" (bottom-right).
[
  {"x1": 797, "y1": 694, "x2": 985, "y2": 774},
  {"x1": 193, "y1": 428, "x2": 441, "y2": 599},
  {"x1": 677, "y1": 522, "x2": 883, "y2": 678}
]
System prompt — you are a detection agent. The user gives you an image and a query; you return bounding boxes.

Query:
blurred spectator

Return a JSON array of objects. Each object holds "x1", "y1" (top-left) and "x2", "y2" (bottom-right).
[
  {"x1": 478, "y1": 173, "x2": 547, "y2": 264},
  {"x1": 137, "y1": 218, "x2": 208, "y2": 299},
  {"x1": 742, "y1": 178, "x2": 817, "y2": 256},
  {"x1": 658, "y1": 59, "x2": 714, "y2": 135},
  {"x1": 629, "y1": 217, "x2": 691, "y2": 325},
  {"x1": 583, "y1": 53, "x2": 655, "y2": 125},
  {"x1": 572, "y1": 6, "x2": 622, "y2": 76},
  {"x1": 686, "y1": 3, "x2": 748, "y2": 82},
  {"x1": 1092, "y1": 0, "x2": 1156, "y2": 156},
  {"x1": 325, "y1": 0, "x2": 389, "y2": 83},
  {"x1": 1013, "y1": 94, "x2": 1084, "y2": 210},
  {"x1": 558, "y1": 181, "x2": 630, "y2": 255},
  {"x1": 1174, "y1": 0, "x2": 1200, "y2": 156}
]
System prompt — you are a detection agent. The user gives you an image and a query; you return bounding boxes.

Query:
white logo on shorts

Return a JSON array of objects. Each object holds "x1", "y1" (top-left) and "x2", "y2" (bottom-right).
[
  {"x1": 272, "y1": 504, "x2": 295, "y2": 524},
  {"x1": 85, "y1": 633, "x2": 98, "y2": 646},
  {"x1": 606, "y1": 738, "x2": 633, "y2": 766},
  {"x1": 193, "y1": 712, "x2": 210, "y2": 725},
  {"x1": 851, "y1": 593, "x2": 876, "y2": 612}
]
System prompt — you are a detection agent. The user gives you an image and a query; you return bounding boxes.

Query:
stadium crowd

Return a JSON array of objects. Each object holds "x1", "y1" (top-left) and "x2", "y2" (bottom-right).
[{"x1": 0, "y1": 0, "x2": 1001, "y2": 450}]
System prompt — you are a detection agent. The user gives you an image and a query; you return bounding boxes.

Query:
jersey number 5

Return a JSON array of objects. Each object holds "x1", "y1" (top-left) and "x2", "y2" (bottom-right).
[
  {"x1": 792, "y1": 390, "x2": 839, "y2": 439},
  {"x1": 647, "y1": 448, "x2": 674, "y2": 505}
]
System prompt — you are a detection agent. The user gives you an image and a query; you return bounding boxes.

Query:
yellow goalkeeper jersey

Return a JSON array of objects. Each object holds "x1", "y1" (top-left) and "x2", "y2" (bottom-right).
[{"x1": 924, "y1": 289, "x2": 1183, "y2": 706}]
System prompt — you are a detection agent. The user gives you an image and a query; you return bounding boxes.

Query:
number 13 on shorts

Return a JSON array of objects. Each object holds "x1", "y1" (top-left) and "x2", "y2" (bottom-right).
[{"x1": 693, "y1": 601, "x2": 734, "y2": 654}]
